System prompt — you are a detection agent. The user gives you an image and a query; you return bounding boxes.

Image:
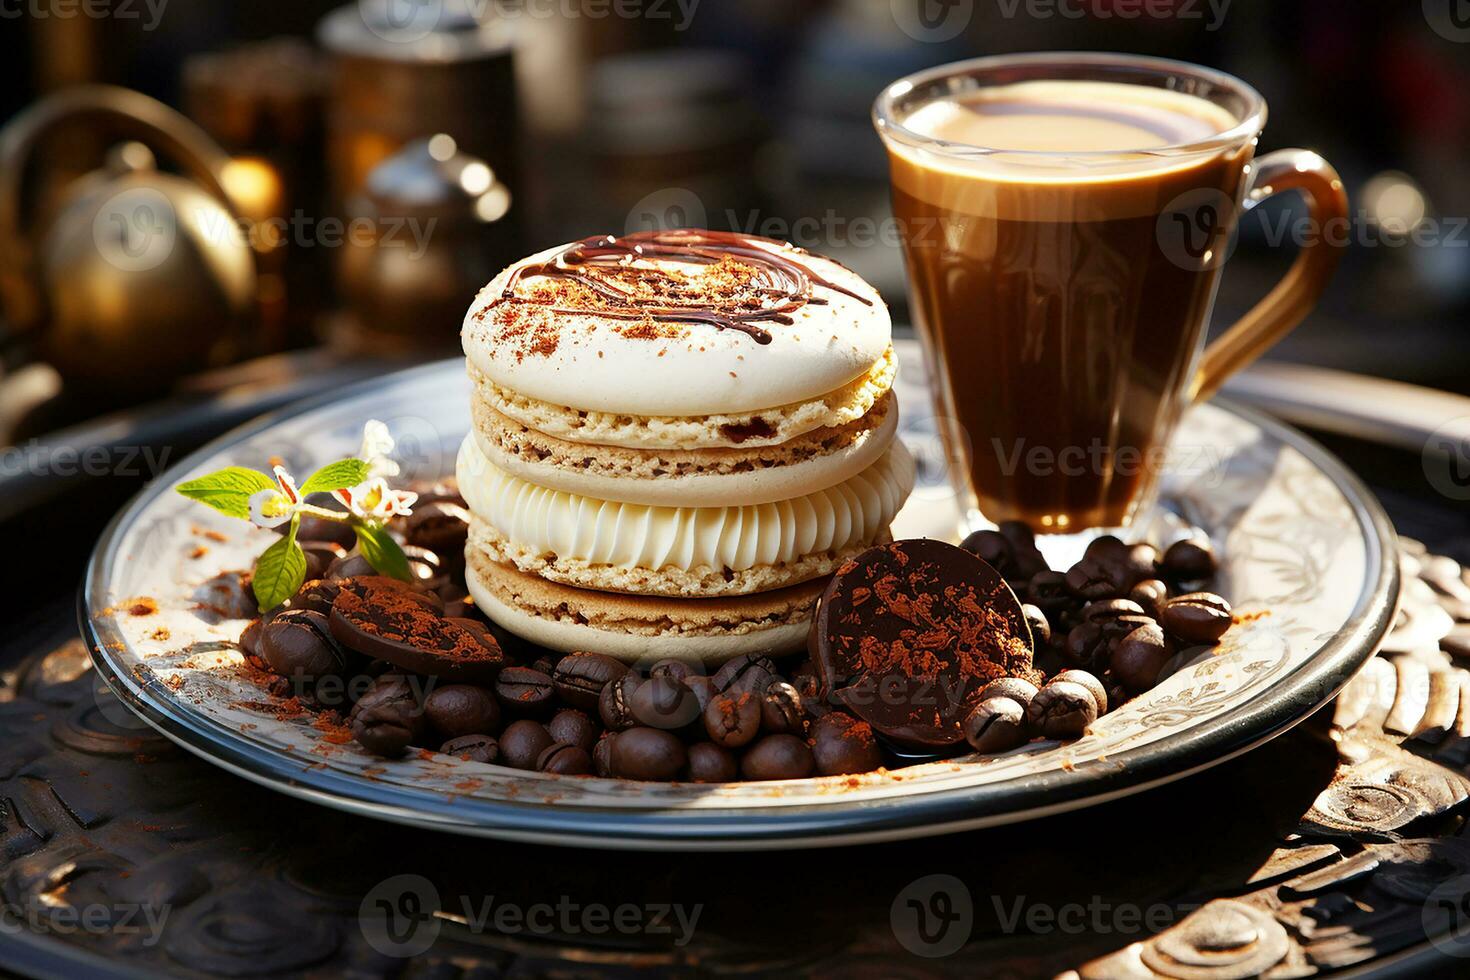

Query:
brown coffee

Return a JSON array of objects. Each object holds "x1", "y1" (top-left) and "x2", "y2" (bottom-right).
[{"x1": 886, "y1": 81, "x2": 1250, "y2": 531}]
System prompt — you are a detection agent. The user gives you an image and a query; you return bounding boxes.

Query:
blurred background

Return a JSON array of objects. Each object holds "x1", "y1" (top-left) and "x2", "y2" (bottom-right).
[{"x1": 0, "y1": 0, "x2": 1467, "y2": 554}]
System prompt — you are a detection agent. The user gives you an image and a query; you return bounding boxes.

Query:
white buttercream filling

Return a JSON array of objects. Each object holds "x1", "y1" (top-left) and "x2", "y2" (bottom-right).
[{"x1": 457, "y1": 435, "x2": 914, "y2": 573}]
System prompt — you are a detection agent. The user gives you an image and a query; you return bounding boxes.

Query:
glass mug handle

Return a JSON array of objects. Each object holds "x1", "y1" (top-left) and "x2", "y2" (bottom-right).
[{"x1": 1191, "y1": 149, "x2": 1350, "y2": 402}]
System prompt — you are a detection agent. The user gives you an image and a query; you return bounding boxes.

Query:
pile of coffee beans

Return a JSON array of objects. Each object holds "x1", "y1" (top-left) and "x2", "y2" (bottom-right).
[
  {"x1": 954, "y1": 521, "x2": 1234, "y2": 751},
  {"x1": 241, "y1": 484, "x2": 1233, "y2": 781}
]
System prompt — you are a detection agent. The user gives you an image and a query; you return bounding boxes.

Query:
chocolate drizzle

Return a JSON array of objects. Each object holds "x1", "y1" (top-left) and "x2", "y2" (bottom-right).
[{"x1": 492, "y1": 230, "x2": 873, "y2": 345}]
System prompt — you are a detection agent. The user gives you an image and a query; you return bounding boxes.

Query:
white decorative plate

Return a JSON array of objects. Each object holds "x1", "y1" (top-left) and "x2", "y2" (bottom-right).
[{"x1": 82, "y1": 341, "x2": 1398, "y2": 850}]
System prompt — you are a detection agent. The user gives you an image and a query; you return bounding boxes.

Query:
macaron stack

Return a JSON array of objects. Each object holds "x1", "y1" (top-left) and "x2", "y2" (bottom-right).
[{"x1": 458, "y1": 230, "x2": 913, "y2": 663}]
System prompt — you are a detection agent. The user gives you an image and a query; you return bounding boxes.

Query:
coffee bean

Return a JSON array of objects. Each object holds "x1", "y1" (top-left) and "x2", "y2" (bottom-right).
[
  {"x1": 326, "y1": 552, "x2": 377, "y2": 581},
  {"x1": 610, "y1": 727, "x2": 686, "y2": 781},
  {"x1": 963, "y1": 696, "x2": 1029, "y2": 752},
  {"x1": 551, "y1": 652, "x2": 628, "y2": 710},
  {"x1": 1122, "y1": 544, "x2": 1160, "y2": 585},
  {"x1": 1111, "y1": 624, "x2": 1176, "y2": 694},
  {"x1": 281, "y1": 578, "x2": 345, "y2": 617},
  {"x1": 629, "y1": 674, "x2": 699, "y2": 729},
  {"x1": 593, "y1": 733, "x2": 616, "y2": 777},
  {"x1": 1129, "y1": 578, "x2": 1170, "y2": 619},
  {"x1": 424, "y1": 684, "x2": 500, "y2": 740},
  {"x1": 741, "y1": 734, "x2": 815, "y2": 780},
  {"x1": 1161, "y1": 539, "x2": 1217, "y2": 582},
  {"x1": 1021, "y1": 604, "x2": 1051, "y2": 647},
  {"x1": 959, "y1": 529, "x2": 1014, "y2": 574},
  {"x1": 499, "y1": 720, "x2": 554, "y2": 770},
  {"x1": 1081, "y1": 598, "x2": 1146, "y2": 625},
  {"x1": 548, "y1": 708, "x2": 600, "y2": 752},
  {"x1": 404, "y1": 501, "x2": 472, "y2": 573},
  {"x1": 683, "y1": 674, "x2": 716, "y2": 712},
  {"x1": 295, "y1": 514, "x2": 357, "y2": 549},
  {"x1": 300, "y1": 541, "x2": 347, "y2": 582},
  {"x1": 259, "y1": 609, "x2": 347, "y2": 679},
  {"x1": 349, "y1": 675, "x2": 427, "y2": 757},
  {"x1": 649, "y1": 659, "x2": 697, "y2": 685},
  {"x1": 440, "y1": 734, "x2": 497, "y2": 763},
  {"x1": 1049, "y1": 669, "x2": 1107, "y2": 714},
  {"x1": 809, "y1": 713, "x2": 883, "y2": 776},
  {"x1": 760, "y1": 681, "x2": 806, "y2": 735},
  {"x1": 1085, "y1": 535, "x2": 1127, "y2": 561},
  {"x1": 530, "y1": 652, "x2": 559, "y2": 675},
  {"x1": 1027, "y1": 570, "x2": 1072, "y2": 614},
  {"x1": 996, "y1": 522, "x2": 1049, "y2": 578},
  {"x1": 598, "y1": 673, "x2": 641, "y2": 730},
  {"x1": 537, "y1": 743, "x2": 593, "y2": 776},
  {"x1": 703, "y1": 691, "x2": 761, "y2": 748},
  {"x1": 1064, "y1": 556, "x2": 1130, "y2": 600},
  {"x1": 712, "y1": 654, "x2": 776, "y2": 695},
  {"x1": 686, "y1": 742, "x2": 739, "y2": 783},
  {"x1": 239, "y1": 617, "x2": 265, "y2": 657},
  {"x1": 1026, "y1": 681, "x2": 1099, "y2": 739},
  {"x1": 494, "y1": 667, "x2": 556, "y2": 716},
  {"x1": 978, "y1": 676, "x2": 1040, "y2": 709},
  {"x1": 1159, "y1": 592, "x2": 1232, "y2": 645}
]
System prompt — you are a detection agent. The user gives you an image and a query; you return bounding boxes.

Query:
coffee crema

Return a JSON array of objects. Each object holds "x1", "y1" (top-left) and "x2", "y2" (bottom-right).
[{"x1": 886, "y1": 79, "x2": 1251, "y2": 529}]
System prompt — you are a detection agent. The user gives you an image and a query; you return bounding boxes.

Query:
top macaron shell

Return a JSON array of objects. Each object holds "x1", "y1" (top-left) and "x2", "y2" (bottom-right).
[{"x1": 461, "y1": 238, "x2": 892, "y2": 417}]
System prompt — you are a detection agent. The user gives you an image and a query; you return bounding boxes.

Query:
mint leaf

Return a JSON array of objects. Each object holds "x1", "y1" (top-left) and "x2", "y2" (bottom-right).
[
  {"x1": 177, "y1": 467, "x2": 276, "y2": 520},
  {"x1": 299, "y1": 458, "x2": 371, "y2": 496},
  {"x1": 253, "y1": 517, "x2": 306, "y2": 611},
  {"x1": 355, "y1": 524, "x2": 411, "y2": 581}
]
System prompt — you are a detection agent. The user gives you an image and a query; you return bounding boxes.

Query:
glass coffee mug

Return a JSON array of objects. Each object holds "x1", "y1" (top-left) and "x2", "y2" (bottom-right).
[{"x1": 874, "y1": 53, "x2": 1347, "y2": 538}]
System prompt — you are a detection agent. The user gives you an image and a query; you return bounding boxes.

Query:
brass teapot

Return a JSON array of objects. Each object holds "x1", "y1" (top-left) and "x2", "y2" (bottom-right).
[{"x1": 0, "y1": 85, "x2": 256, "y2": 393}]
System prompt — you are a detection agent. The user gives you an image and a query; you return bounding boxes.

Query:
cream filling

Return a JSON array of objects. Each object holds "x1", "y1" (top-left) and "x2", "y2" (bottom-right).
[{"x1": 457, "y1": 434, "x2": 914, "y2": 574}]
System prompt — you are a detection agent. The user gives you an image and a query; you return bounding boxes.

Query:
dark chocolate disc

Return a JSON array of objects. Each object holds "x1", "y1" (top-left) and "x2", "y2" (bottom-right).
[
  {"x1": 328, "y1": 579, "x2": 504, "y2": 682},
  {"x1": 811, "y1": 539, "x2": 1037, "y2": 750}
]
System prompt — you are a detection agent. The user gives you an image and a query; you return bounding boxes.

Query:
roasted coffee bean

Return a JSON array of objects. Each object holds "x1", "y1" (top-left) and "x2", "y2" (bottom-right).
[
  {"x1": 1081, "y1": 598, "x2": 1147, "y2": 625},
  {"x1": 548, "y1": 708, "x2": 600, "y2": 752},
  {"x1": 300, "y1": 540, "x2": 348, "y2": 582},
  {"x1": 703, "y1": 691, "x2": 761, "y2": 748},
  {"x1": 683, "y1": 674, "x2": 716, "y2": 712},
  {"x1": 1159, "y1": 592, "x2": 1232, "y2": 644},
  {"x1": 629, "y1": 674, "x2": 699, "y2": 729},
  {"x1": 649, "y1": 659, "x2": 697, "y2": 685},
  {"x1": 494, "y1": 667, "x2": 556, "y2": 716},
  {"x1": 593, "y1": 733, "x2": 616, "y2": 777},
  {"x1": 712, "y1": 654, "x2": 776, "y2": 695},
  {"x1": 1027, "y1": 681, "x2": 1099, "y2": 739},
  {"x1": 349, "y1": 675, "x2": 427, "y2": 757},
  {"x1": 1021, "y1": 604, "x2": 1051, "y2": 647},
  {"x1": 959, "y1": 529, "x2": 1014, "y2": 574},
  {"x1": 1107, "y1": 683, "x2": 1129, "y2": 711},
  {"x1": 598, "y1": 673, "x2": 642, "y2": 730},
  {"x1": 424, "y1": 684, "x2": 500, "y2": 740},
  {"x1": 1160, "y1": 538, "x2": 1217, "y2": 582},
  {"x1": 741, "y1": 734, "x2": 815, "y2": 780},
  {"x1": 404, "y1": 501, "x2": 472, "y2": 572},
  {"x1": 996, "y1": 521, "x2": 1048, "y2": 577},
  {"x1": 537, "y1": 743, "x2": 594, "y2": 775},
  {"x1": 1064, "y1": 556, "x2": 1131, "y2": 600},
  {"x1": 1050, "y1": 669, "x2": 1107, "y2": 715},
  {"x1": 760, "y1": 681, "x2": 806, "y2": 735},
  {"x1": 239, "y1": 617, "x2": 265, "y2": 657},
  {"x1": 281, "y1": 578, "x2": 344, "y2": 617},
  {"x1": 326, "y1": 552, "x2": 378, "y2": 580},
  {"x1": 1027, "y1": 570, "x2": 1073, "y2": 614},
  {"x1": 440, "y1": 734, "x2": 497, "y2": 763},
  {"x1": 1129, "y1": 578, "x2": 1170, "y2": 619},
  {"x1": 259, "y1": 609, "x2": 347, "y2": 679},
  {"x1": 551, "y1": 652, "x2": 628, "y2": 710},
  {"x1": 1111, "y1": 623, "x2": 1176, "y2": 694},
  {"x1": 1084, "y1": 535, "x2": 1127, "y2": 561},
  {"x1": 809, "y1": 712, "x2": 883, "y2": 776},
  {"x1": 499, "y1": 720, "x2": 554, "y2": 770},
  {"x1": 1122, "y1": 544, "x2": 1160, "y2": 585},
  {"x1": 610, "y1": 727, "x2": 686, "y2": 781},
  {"x1": 978, "y1": 676, "x2": 1039, "y2": 709},
  {"x1": 686, "y1": 742, "x2": 739, "y2": 783},
  {"x1": 295, "y1": 514, "x2": 356, "y2": 549},
  {"x1": 963, "y1": 696, "x2": 1029, "y2": 752}
]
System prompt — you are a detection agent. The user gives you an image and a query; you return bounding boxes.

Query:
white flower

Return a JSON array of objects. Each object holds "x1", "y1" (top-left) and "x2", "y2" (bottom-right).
[
  {"x1": 358, "y1": 419, "x2": 401, "y2": 480},
  {"x1": 334, "y1": 478, "x2": 417, "y2": 523},
  {"x1": 248, "y1": 466, "x2": 302, "y2": 528}
]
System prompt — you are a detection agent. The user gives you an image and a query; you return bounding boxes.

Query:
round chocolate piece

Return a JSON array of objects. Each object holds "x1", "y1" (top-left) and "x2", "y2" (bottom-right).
[
  {"x1": 328, "y1": 579, "x2": 504, "y2": 682},
  {"x1": 809, "y1": 712, "x2": 883, "y2": 776},
  {"x1": 811, "y1": 540, "x2": 1037, "y2": 750}
]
